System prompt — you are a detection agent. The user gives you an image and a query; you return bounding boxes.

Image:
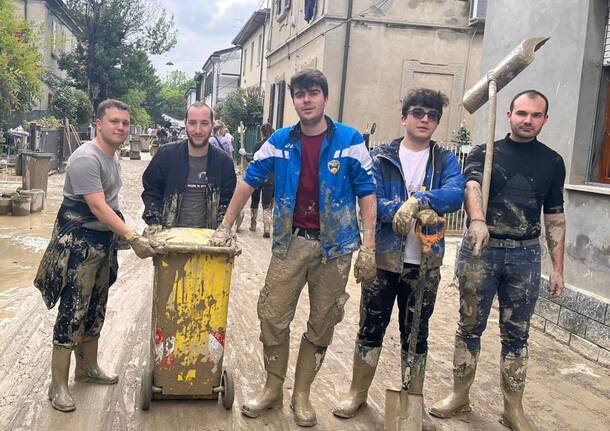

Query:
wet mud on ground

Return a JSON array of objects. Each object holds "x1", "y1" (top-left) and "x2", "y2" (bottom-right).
[{"x1": 0, "y1": 158, "x2": 608, "y2": 430}]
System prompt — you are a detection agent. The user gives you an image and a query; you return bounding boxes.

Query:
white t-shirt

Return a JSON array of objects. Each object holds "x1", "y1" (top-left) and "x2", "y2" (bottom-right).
[{"x1": 398, "y1": 144, "x2": 429, "y2": 265}]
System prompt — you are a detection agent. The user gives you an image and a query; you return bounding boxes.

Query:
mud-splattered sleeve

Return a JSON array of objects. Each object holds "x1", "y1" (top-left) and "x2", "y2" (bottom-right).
[
  {"x1": 463, "y1": 144, "x2": 485, "y2": 184},
  {"x1": 243, "y1": 135, "x2": 277, "y2": 189},
  {"x1": 543, "y1": 155, "x2": 566, "y2": 214},
  {"x1": 346, "y1": 133, "x2": 375, "y2": 198},
  {"x1": 414, "y1": 152, "x2": 465, "y2": 214},
  {"x1": 141, "y1": 151, "x2": 166, "y2": 225},
  {"x1": 372, "y1": 153, "x2": 402, "y2": 223}
]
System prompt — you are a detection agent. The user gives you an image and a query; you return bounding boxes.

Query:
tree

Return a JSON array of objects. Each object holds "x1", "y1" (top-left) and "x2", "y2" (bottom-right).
[
  {"x1": 122, "y1": 88, "x2": 151, "y2": 126},
  {"x1": 44, "y1": 72, "x2": 93, "y2": 126},
  {"x1": 60, "y1": 0, "x2": 177, "y2": 108},
  {"x1": 215, "y1": 87, "x2": 264, "y2": 136},
  {"x1": 0, "y1": 0, "x2": 42, "y2": 126},
  {"x1": 159, "y1": 70, "x2": 195, "y2": 120}
]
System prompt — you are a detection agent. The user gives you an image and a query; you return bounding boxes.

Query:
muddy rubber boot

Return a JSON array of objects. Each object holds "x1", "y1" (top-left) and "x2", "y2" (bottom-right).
[
  {"x1": 235, "y1": 211, "x2": 244, "y2": 232},
  {"x1": 429, "y1": 339, "x2": 479, "y2": 419},
  {"x1": 48, "y1": 346, "x2": 76, "y2": 412},
  {"x1": 499, "y1": 355, "x2": 536, "y2": 431},
  {"x1": 242, "y1": 342, "x2": 289, "y2": 418},
  {"x1": 249, "y1": 209, "x2": 258, "y2": 231},
  {"x1": 74, "y1": 339, "x2": 118, "y2": 384},
  {"x1": 262, "y1": 208, "x2": 272, "y2": 238},
  {"x1": 291, "y1": 336, "x2": 327, "y2": 427},
  {"x1": 332, "y1": 344, "x2": 381, "y2": 418},
  {"x1": 401, "y1": 351, "x2": 436, "y2": 431}
]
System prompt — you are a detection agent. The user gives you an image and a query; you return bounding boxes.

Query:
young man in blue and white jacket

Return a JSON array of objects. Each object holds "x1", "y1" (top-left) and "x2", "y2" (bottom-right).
[
  {"x1": 210, "y1": 69, "x2": 377, "y2": 427},
  {"x1": 333, "y1": 89, "x2": 465, "y2": 428}
]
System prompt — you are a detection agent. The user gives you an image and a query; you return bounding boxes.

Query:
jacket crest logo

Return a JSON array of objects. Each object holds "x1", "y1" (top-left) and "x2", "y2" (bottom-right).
[{"x1": 328, "y1": 159, "x2": 340, "y2": 174}]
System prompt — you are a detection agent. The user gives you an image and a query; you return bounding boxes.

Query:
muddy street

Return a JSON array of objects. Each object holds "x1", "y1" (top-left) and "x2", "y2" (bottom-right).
[{"x1": 0, "y1": 158, "x2": 608, "y2": 431}]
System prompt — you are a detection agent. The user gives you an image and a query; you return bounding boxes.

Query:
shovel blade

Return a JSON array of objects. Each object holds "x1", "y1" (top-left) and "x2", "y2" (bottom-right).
[
  {"x1": 385, "y1": 389, "x2": 424, "y2": 431},
  {"x1": 385, "y1": 389, "x2": 402, "y2": 431}
]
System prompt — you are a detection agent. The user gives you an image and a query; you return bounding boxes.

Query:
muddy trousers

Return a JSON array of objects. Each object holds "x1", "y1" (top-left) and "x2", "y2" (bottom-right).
[
  {"x1": 257, "y1": 234, "x2": 352, "y2": 348},
  {"x1": 356, "y1": 266, "x2": 440, "y2": 353},
  {"x1": 455, "y1": 241, "x2": 541, "y2": 359},
  {"x1": 250, "y1": 182, "x2": 274, "y2": 210},
  {"x1": 53, "y1": 233, "x2": 113, "y2": 349}
]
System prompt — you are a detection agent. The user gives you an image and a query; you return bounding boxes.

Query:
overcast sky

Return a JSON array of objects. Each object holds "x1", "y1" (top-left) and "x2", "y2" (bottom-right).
[{"x1": 150, "y1": 0, "x2": 266, "y2": 80}]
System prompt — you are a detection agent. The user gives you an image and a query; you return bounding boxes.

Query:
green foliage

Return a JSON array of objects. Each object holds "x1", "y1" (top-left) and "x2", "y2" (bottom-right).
[
  {"x1": 44, "y1": 72, "x2": 93, "y2": 125},
  {"x1": 451, "y1": 123, "x2": 472, "y2": 147},
  {"x1": 122, "y1": 88, "x2": 151, "y2": 127},
  {"x1": 0, "y1": 0, "x2": 42, "y2": 125},
  {"x1": 36, "y1": 116, "x2": 62, "y2": 129},
  {"x1": 215, "y1": 87, "x2": 264, "y2": 135},
  {"x1": 61, "y1": 0, "x2": 177, "y2": 109},
  {"x1": 159, "y1": 70, "x2": 195, "y2": 120}
]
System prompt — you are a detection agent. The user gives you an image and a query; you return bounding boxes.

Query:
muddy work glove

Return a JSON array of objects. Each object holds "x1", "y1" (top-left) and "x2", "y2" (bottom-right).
[
  {"x1": 123, "y1": 230, "x2": 157, "y2": 259},
  {"x1": 467, "y1": 219, "x2": 489, "y2": 257},
  {"x1": 392, "y1": 196, "x2": 420, "y2": 235},
  {"x1": 353, "y1": 246, "x2": 377, "y2": 283},
  {"x1": 417, "y1": 209, "x2": 444, "y2": 227},
  {"x1": 209, "y1": 223, "x2": 236, "y2": 247},
  {"x1": 143, "y1": 224, "x2": 163, "y2": 238}
]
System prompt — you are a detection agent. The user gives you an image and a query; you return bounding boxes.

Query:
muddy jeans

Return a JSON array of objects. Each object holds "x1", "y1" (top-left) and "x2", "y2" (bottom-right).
[
  {"x1": 455, "y1": 240, "x2": 541, "y2": 358},
  {"x1": 357, "y1": 266, "x2": 440, "y2": 354},
  {"x1": 53, "y1": 230, "x2": 113, "y2": 349},
  {"x1": 257, "y1": 234, "x2": 352, "y2": 347}
]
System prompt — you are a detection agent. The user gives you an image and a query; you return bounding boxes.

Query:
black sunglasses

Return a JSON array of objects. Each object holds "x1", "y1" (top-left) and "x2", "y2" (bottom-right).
[{"x1": 406, "y1": 108, "x2": 441, "y2": 122}]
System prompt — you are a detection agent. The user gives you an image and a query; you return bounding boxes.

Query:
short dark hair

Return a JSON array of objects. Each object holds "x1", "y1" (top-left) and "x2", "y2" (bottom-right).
[
  {"x1": 401, "y1": 88, "x2": 449, "y2": 118},
  {"x1": 96, "y1": 99, "x2": 129, "y2": 120},
  {"x1": 260, "y1": 122, "x2": 274, "y2": 138},
  {"x1": 185, "y1": 102, "x2": 214, "y2": 123},
  {"x1": 509, "y1": 90, "x2": 549, "y2": 115},
  {"x1": 289, "y1": 68, "x2": 329, "y2": 98}
]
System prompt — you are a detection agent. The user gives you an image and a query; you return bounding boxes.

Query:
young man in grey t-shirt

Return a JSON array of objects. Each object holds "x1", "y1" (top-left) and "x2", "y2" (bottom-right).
[{"x1": 35, "y1": 99, "x2": 158, "y2": 413}]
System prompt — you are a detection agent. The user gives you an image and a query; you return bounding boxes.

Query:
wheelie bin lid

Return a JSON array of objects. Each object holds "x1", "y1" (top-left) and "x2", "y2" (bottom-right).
[{"x1": 151, "y1": 227, "x2": 241, "y2": 257}]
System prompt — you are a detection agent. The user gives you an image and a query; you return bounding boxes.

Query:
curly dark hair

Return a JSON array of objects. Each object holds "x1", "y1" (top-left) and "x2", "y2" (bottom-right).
[{"x1": 401, "y1": 88, "x2": 449, "y2": 119}]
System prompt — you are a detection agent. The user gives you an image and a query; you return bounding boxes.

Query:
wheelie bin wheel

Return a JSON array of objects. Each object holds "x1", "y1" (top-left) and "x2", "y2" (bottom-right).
[
  {"x1": 220, "y1": 369, "x2": 234, "y2": 409},
  {"x1": 140, "y1": 371, "x2": 153, "y2": 411}
]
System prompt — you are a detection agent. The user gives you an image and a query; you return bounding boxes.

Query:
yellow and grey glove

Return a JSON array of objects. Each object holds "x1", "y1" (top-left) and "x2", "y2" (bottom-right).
[
  {"x1": 353, "y1": 246, "x2": 377, "y2": 283},
  {"x1": 124, "y1": 230, "x2": 157, "y2": 259},
  {"x1": 392, "y1": 196, "x2": 420, "y2": 235},
  {"x1": 209, "y1": 222, "x2": 235, "y2": 247}
]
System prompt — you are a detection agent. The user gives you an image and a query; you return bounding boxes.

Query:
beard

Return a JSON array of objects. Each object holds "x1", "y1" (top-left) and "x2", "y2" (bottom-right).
[{"x1": 187, "y1": 132, "x2": 209, "y2": 148}]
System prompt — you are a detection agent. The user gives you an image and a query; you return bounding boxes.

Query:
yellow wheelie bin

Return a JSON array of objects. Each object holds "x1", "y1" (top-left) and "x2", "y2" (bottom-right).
[{"x1": 139, "y1": 228, "x2": 239, "y2": 410}]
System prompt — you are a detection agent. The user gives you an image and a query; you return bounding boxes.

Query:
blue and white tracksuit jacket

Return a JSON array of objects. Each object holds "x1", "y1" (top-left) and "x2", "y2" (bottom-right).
[
  {"x1": 372, "y1": 138, "x2": 465, "y2": 272},
  {"x1": 244, "y1": 116, "x2": 375, "y2": 260}
]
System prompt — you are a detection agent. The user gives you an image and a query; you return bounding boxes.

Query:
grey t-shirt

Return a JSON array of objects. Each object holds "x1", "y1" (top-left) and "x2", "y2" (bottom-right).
[
  {"x1": 64, "y1": 141, "x2": 122, "y2": 211},
  {"x1": 177, "y1": 154, "x2": 210, "y2": 227}
]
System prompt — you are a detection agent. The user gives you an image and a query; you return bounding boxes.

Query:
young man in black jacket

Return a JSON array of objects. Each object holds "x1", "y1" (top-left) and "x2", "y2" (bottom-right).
[{"x1": 141, "y1": 102, "x2": 237, "y2": 229}]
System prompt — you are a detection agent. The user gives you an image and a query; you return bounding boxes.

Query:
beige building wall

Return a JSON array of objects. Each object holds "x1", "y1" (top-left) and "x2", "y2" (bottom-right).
[
  {"x1": 240, "y1": 24, "x2": 268, "y2": 90},
  {"x1": 264, "y1": 0, "x2": 483, "y2": 142}
]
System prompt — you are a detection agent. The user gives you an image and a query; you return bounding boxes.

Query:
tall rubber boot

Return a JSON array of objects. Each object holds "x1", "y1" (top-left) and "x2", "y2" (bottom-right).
[
  {"x1": 75, "y1": 338, "x2": 119, "y2": 384},
  {"x1": 332, "y1": 344, "x2": 381, "y2": 418},
  {"x1": 48, "y1": 346, "x2": 76, "y2": 412},
  {"x1": 291, "y1": 336, "x2": 327, "y2": 427},
  {"x1": 242, "y1": 341, "x2": 289, "y2": 418},
  {"x1": 401, "y1": 351, "x2": 436, "y2": 431},
  {"x1": 249, "y1": 208, "x2": 258, "y2": 231},
  {"x1": 235, "y1": 211, "x2": 244, "y2": 232},
  {"x1": 262, "y1": 208, "x2": 272, "y2": 238},
  {"x1": 429, "y1": 339, "x2": 479, "y2": 418},
  {"x1": 499, "y1": 354, "x2": 536, "y2": 431}
]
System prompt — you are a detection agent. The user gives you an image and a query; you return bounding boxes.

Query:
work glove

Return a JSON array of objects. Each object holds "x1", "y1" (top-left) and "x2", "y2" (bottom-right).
[
  {"x1": 417, "y1": 209, "x2": 443, "y2": 227},
  {"x1": 466, "y1": 219, "x2": 489, "y2": 257},
  {"x1": 143, "y1": 224, "x2": 163, "y2": 239},
  {"x1": 353, "y1": 246, "x2": 377, "y2": 283},
  {"x1": 392, "y1": 196, "x2": 420, "y2": 235},
  {"x1": 209, "y1": 222, "x2": 236, "y2": 248},
  {"x1": 123, "y1": 230, "x2": 157, "y2": 259}
]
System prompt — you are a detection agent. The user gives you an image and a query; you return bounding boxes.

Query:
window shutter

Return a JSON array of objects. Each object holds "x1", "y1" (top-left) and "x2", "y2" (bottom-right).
[
  {"x1": 276, "y1": 81, "x2": 286, "y2": 129},
  {"x1": 268, "y1": 84, "x2": 276, "y2": 125}
]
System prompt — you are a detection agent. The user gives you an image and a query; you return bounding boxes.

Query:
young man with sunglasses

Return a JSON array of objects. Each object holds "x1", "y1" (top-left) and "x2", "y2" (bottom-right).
[
  {"x1": 333, "y1": 89, "x2": 464, "y2": 430},
  {"x1": 210, "y1": 68, "x2": 377, "y2": 427},
  {"x1": 430, "y1": 90, "x2": 566, "y2": 431}
]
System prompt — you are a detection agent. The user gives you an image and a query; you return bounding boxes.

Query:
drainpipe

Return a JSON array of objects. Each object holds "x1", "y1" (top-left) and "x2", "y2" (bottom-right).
[{"x1": 337, "y1": 0, "x2": 353, "y2": 123}]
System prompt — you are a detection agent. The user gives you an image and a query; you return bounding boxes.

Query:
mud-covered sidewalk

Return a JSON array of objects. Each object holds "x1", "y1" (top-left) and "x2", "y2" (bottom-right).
[{"x1": 0, "y1": 158, "x2": 608, "y2": 431}]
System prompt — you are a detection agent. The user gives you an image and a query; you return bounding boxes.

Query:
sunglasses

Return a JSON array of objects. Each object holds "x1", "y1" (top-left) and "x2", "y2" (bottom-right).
[{"x1": 406, "y1": 108, "x2": 441, "y2": 122}]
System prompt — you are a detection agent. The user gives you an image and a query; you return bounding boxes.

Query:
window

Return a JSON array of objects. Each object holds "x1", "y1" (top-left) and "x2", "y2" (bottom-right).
[
  {"x1": 276, "y1": 80, "x2": 286, "y2": 129},
  {"x1": 275, "y1": 0, "x2": 291, "y2": 20},
  {"x1": 243, "y1": 48, "x2": 247, "y2": 76},
  {"x1": 268, "y1": 84, "x2": 276, "y2": 125},
  {"x1": 250, "y1": 41, "x2": 255, "y2": 71}
]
